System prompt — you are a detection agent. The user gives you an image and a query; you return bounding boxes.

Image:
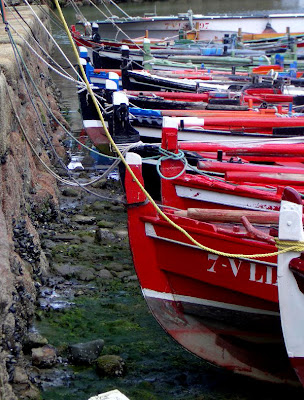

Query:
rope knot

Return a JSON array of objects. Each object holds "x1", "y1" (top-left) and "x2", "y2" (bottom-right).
[{"x1": 156, "y1": 148, "x2": 188, "y2": 180}]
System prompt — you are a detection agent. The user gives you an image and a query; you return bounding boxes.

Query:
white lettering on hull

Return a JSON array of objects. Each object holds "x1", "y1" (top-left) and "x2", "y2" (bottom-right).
[{"x1": 206, "y1": 253, "x2": 277, "y2": 286}]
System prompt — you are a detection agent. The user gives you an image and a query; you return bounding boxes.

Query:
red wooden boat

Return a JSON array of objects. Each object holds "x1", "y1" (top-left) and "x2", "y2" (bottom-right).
[
  {"x1": 126, "y1": 89, "x2": 301, "y2": 108},
  {"x1": 123, "y1": 119, "x2": 304, "y2": 387},
  {"x1": 125, "y1": 148, "x2": 304, "y2": 386}
]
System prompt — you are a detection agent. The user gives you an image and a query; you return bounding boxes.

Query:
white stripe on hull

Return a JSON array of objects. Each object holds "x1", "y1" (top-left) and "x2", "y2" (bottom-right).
[
  {"x1": 142, "y1": 288, "x2": 279, "y2": 316},
  {"x1": 135, "y1": 126, "x2": 304, "y2": 143},
  {"x1": 83, "y1": 119, "x2": 104, "y2": 128},
  {"x1": 175, "y1": 185, "x2": 279, "y2": 211},
  {"x1": 136, "y1": 126, "x2": 255, "y2": 141}
]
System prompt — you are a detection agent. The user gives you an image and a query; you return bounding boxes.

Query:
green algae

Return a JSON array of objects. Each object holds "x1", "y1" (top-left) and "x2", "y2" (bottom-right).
[
  {"x1": 36, "y1": 191, "x2": 304, "y2": 400},
  {"x1": 51, "y1": 239, "x2": 132, "y2": 267},
  {"x1": 36, "y1": 281, "x2": 304, "y2": 400},
  {"x1": 36, "y1": 283, "x2": 207, "y2": 399}
]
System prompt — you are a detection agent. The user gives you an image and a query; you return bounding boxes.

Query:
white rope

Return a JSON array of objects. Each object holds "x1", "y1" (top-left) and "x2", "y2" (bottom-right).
[
  {"x1": 101, "y1": 0, "x2": 131, "y2": 19},
  {"x1": 4, "y1": 3, "x2": 78, "y2": 82},
  {"x1": 6, "y1": 80, "x2": 120, "y2": 187},
  {"x1": 7, "y1": 21, "x2": 83, "y2": 86},
  {"x1": 22, "y1": 0, "x2": 81, "y2": 80},
  {"x1": 7, "y1": 5, "x2": 117, "y2": 160}
]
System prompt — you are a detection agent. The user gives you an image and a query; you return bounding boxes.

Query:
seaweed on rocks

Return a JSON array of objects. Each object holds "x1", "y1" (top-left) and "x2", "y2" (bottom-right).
[{"x1": 13, "y1": 220, "x2": 41, "y2": 266}]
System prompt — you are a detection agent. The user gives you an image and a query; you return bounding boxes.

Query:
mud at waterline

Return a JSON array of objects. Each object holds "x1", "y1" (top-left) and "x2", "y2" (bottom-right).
[{"x1": 32, "y1": 179, "x2": 304, "y2": 400}]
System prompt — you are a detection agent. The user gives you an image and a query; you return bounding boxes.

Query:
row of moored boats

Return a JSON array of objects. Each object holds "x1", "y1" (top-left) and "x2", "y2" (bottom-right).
[{"x1": 70, "y1": 12, "x2": 304, "y2": 390}]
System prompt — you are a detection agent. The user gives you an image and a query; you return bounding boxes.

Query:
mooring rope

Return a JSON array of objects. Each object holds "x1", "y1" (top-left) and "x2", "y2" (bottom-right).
[
  {"x1": 6, "y1": 23, "x2": 118, "y2": 161},
  {"x1": 2, "y1": 10, "x2": 127, "y2": 202},
  {"x1": 22, "y1": 0, "x2": 81, "y2": 79},
  {"x1": 5, "y1": 79, "x2": 125, "y2": 201}
]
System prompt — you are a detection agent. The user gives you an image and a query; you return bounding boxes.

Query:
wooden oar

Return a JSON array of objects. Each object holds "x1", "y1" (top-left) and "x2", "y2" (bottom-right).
[
  {"x1": 198, "y1": 160, "x2": 304, "y2": 174},
  {"x1": 175, "y1": 208, "x2": 281, "y2": 224},
  {"x1": 226, "y1": 171, "x2": 304, "y2": 185},
  {"x1": 179, "y1": 142, "x2": 304, "y2": 157}
]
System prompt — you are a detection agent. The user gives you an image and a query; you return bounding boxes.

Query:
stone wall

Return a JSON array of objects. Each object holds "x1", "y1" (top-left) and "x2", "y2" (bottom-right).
[{"x1": 0, "y1": 6, "x2": 67, "y2": 399}]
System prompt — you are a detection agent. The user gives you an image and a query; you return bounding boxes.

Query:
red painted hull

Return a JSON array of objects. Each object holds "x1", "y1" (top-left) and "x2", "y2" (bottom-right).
[
  {"x1": 127, "y1": 90, "x2": 294, "y2": 106},
  {"x1": 125, "y1": 163, "x2": 299, "y2": 384},
  {"x1": 291, "y1": 358, "x2": 304, "y2": 387}
]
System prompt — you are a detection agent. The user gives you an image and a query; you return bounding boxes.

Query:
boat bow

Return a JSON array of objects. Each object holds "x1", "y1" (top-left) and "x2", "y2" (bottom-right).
[{"x1": 278, "y1": 187, "x2": 304, "y2": 386}]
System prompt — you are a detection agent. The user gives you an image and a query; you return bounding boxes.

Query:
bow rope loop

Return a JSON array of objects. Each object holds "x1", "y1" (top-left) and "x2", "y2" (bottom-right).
[{"x1": 156, "y1": 148, "x2": 188, "y2": 180}]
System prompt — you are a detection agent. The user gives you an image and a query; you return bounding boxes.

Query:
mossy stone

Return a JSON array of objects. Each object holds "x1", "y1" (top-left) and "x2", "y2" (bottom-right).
[{"x1": 96, "y1": 354, "x2": 125, "y2": 377}]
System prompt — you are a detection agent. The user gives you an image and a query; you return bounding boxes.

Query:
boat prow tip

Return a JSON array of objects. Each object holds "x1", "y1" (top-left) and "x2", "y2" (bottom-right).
[{"x1": 282, "y1": 186, "x2": 303, "y2": 205}]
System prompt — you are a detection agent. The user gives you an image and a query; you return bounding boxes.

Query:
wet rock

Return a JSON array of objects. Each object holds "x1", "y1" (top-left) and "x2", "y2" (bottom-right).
[
  {"x1": 97, "y1": 220, "x2": 116, "y2": 229},
  {"x1": 29, "y1": 365, "x2": 74, "y2": 392},
  {"x1": 116, "y1": 271, "x2": 132, "y2": 280},
  {"x1": 61, "y1": 188, "x2": 79, "y2": 197},
  {"x1": 24, "y1": 331, "x2": 48, "y2": 353},
  {"x1": 13, "y1": 365, "x2": 28, "y2": 384},
  {"x1": 78, "y1": 171, "x2": 89, "y2": 179},
  {"x1": 107, "y1": 262, "x2": 124, "y2": 273},
  {"x1": 114, "y1": 229, "x2": 128, "y2": 240},
  {"x1": 72, "y1": 215, "x2": 96, "y2": 225},
  {"x1": 56, "y1": 168, "x2": 68, "y2": 177},
  {"x1": 24, "y1": 385, "x2": 42, "y2": 400},
  {"x1": 126, "y1": 275, "x2": 138, "y2": 282},
  {"x1": 13, "y1": 376, "x2": 41, "y2": 400},
  {"x1": 92, "y1": 263, "x2": 106, "y2": 271},
  {"x1": 91, "y1": 201, "x2": 107, "y2": 211},
  {"x1": 94, "y1": 228, "x2": 116, "y2": 244},
  {"x1": 110, "y1": 205, "x2": 125, "y2": 213},
  {"x1": 79, "y1": 234, "x2": 95, "y2": 244},
  {"x1": 78, "y1": 269, "x2": 95, "y2": 281},
  {"x1": 91, "y1": 179, "x2": 107, "y2": 189},
  {"x1": 68, "y1": 339, "x2": 104, "y2": 365},
  {"x1": 74, "y1": 289, "x2": 85, "y2": 297},
  {"x1": 41, "y1": 276, "x2": 65, "y2": 287},
  {"x1": 32, "y1": 345, "x2": 57, "y2": 368},
  {"x1": 122, "y1": 263, "x2": 134, "y2": 271},
  {"x1": 41, "y1": 239, "x2": 57, "y2": 249},
  {"x1": 96, "y1": 355, "x2": 125, "y2": 377},
  {"x1": 51, "y1": 263, "x2": 83, "y2": 278},
  {"x1": 95, "y1": 269, "x2": 113, "y2": 280},
  {"x1": 51, "y1": 233, "x2": 81, "y2": 243}
]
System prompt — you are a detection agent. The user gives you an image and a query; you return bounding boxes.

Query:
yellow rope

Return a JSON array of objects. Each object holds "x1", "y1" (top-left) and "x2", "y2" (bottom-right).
[
  {"x1": 275, "y1": 239, "x2": 304, "y2": 251},
  {"x1": 54, "y1": 0, "x2": 304, "y2": 260}
]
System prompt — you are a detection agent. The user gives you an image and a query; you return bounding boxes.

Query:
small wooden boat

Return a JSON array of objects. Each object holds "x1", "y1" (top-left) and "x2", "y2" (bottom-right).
[
  {"x1": 126, "y1": 90, "x2": 303, "y2": 110},
  {"x1": 82, "y1": 11, "x2": 304, "y2": 42},
  {"x1": 124, "y1": 148, "x2": 304, "y2": 386},
  {"x1": 120, "y1": 66, "x2": 304, "y2": 93}
]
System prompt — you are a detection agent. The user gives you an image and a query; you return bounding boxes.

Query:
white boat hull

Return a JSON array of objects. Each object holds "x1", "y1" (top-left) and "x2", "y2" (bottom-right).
[{"x1": 95, "y1": 13, "x2": 304, "y2": 41}]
